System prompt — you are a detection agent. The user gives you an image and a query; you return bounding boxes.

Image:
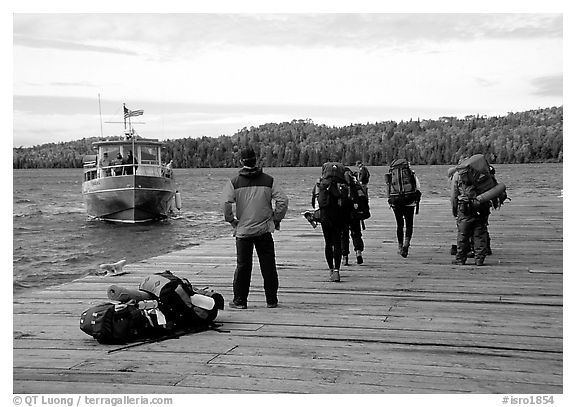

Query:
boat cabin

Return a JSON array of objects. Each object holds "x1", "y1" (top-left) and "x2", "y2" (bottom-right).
[{"x1": 83, "y1": 135, "x2": 172, "y2": 182}]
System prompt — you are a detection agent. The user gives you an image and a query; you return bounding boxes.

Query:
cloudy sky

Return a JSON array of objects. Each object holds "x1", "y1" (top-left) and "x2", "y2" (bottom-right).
[{"x1": 11, "y1": 9, "x2": 563, "y2": 147}]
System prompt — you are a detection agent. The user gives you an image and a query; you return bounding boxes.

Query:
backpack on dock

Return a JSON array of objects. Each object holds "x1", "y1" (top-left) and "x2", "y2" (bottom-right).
[
  {"x1": 80, "y1": 302, "x2": 151, "y2": 344},
  {"x1": 80, "y1": 270, "x2": 224, "y2": 344},
  {"x1": 386, "y1": 159, "x2": 421, "y2": 207},
  {"x1": 139, "y1": 270, "x2": 224, "y2": 328}
]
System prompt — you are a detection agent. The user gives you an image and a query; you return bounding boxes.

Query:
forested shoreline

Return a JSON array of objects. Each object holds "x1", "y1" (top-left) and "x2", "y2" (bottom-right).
[{"x1": 13, "y1": 106, "x2": 562, "y2": 169}]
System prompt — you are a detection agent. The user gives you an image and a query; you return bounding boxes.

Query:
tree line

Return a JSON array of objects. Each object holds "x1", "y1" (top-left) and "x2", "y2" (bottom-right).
[{"x1": 13, "y1": 106, "x2": 563, "y2": 169}]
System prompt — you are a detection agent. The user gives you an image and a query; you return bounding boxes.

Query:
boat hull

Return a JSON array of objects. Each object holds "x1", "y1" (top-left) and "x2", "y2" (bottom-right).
[{"x1": 82, "y1": 175, "x2": 176, "y2": 223}]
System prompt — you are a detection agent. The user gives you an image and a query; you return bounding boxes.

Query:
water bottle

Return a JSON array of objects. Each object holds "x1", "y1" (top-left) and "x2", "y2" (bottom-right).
[{"x1": 190, "y1": 294, "x2": 215, "y2": 310}]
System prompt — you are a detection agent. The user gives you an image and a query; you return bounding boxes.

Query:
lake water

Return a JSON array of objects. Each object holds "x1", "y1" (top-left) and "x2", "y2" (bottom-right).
[{"x1": 12, "y1": 164, "x2": 562, "y2": 294}]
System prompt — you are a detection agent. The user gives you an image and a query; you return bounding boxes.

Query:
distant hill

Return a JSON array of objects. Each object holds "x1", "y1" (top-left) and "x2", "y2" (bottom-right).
[{"x1": 13, "y1": 106, "x2": 562, "y2": 169}]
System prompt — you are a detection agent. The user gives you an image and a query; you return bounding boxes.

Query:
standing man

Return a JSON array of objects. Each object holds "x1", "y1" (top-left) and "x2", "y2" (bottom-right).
[
  {"x1": 223, "y1": 146, "x2": 289, "y2": 309},
  {"x1": 123, "y1": 150, "x2": 138, "y2": 175},
  {"x1": 113, "y1": 153, "x2": 124, "y2": 176},
  {"x1": 98, "y1": 152, "x2": 111, "y2": 177},
  {"x1": 356, "y1": 160, "x2": 370, "y2": 195}
]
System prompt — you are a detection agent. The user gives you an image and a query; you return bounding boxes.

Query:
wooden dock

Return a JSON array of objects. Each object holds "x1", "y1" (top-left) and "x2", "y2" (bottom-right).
[{"x1": 13, "y1": 196, "x2": 563, "y2": 394}]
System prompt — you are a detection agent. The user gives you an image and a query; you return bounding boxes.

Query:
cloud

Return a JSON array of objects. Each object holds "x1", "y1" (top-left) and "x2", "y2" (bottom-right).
[
  {"x1": 13, "y1": 34, "x2": 138, "y2": 55},
  {"x1": 11, "y1": 13, "x2": 563, "y2": 147},
  {"x1": 14, "y1": 95, "x2": 105, "y2": 115},
  {"x1": 531, "y1": 75, "x2": 563, "y2": 97},
  {"x1": 13, "y1": 13, "x2": 562, "y2": 56},
  {"x1": 475, "y1": 77, "x2": 499, "y2": 87},
  {"x1": 13, "y1": 94, "x2": 421, "y2": 119}
]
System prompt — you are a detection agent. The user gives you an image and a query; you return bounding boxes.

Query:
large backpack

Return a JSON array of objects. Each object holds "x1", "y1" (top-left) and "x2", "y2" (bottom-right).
[
  {"x1": 321, "y1": 162, "x2": 346, "y2": 179},
  {"x1": 80, "y1": 302, "x2": 151, "y2": 344},
  {"x1": 317, "y1": 162, "x2": 349, "y2": 209},
  {"x1": 348, "y1": 172, "x2": 370, "y2": 220},
  {"x1": 139, "y1": 271, "x2": 224, "y2": 328},
  {"x1": 455, "y1": 155, "x2": 497, "y2": 200},
  {"x1": 386, "y1": 159, "x2": 420, "y2": 206}
]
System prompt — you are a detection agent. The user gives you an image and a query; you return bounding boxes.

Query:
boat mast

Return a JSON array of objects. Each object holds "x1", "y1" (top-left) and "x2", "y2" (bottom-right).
[
  {"x1": 124, "y1": 103, "x2": 135, "y2": 167},
  {"x1": 98, "y1": 93, "x2": 104, "y2": 137},
  {"x1": 122, "y1": 103, "x2": 144, "y2": 168}
]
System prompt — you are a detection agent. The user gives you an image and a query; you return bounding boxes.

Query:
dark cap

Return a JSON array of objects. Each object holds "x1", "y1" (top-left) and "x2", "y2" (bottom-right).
[{"x1": 240, "y1": 147, "x2": 256, "y2": 160}]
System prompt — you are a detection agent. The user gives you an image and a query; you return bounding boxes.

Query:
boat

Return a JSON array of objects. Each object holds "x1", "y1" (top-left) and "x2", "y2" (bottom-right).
[{"x1": 82, "y1": 105, "x2": 180, "y2": 223}]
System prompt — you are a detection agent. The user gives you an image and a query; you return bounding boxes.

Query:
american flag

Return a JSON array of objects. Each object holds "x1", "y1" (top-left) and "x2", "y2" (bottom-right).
[{"x1": 124, "y1": 106, "x2": 144, "y2": 119}]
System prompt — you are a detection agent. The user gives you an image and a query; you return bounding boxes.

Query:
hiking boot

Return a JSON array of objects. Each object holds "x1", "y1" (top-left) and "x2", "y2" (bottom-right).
[
  {"x1": 452, "y1": 259, "x2": 466, "y2": 265},
  {"x1": 228, "y1": 301, "x2": 247, "y2": 309},
  {"x1": 355, "y1": 250, "x2": 363, "y2": 265},
  {"x1": 401, "y1": 237, "x2": 411, "y2": 258},
  {"x1": 330, "y1": 269, "x2": 341, "y2": 282},
  {"x1": 400, "y1": 244, "x2": 409, "y2": 258},
  {"x1": 475, "y1": 257, "x2": 485, "y2": 266},
  {"x1": 342, "y1": 255, "x2": 349, "y2": 266},
  {"x1": 450, "y1": 245, "x2": 457, "y2": 256},
  {"x1": 266, "y1": 302, "x2": 278, "y2": 308},
  {"x1": 398, "y1": 244, "x2": 403, "y2": 256}
]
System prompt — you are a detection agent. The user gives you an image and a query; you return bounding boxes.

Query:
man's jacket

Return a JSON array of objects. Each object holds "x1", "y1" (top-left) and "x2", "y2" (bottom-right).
[{"x1": 222, "y1": 167, "x2": 288, "y2": 238}]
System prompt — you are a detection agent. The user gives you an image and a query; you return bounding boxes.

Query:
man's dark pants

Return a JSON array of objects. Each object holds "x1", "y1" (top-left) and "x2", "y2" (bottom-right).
[
  {"x1": 233, "y1": 232, "x2": 278, "y2": 306},
  {"x1": 341, "y1": 220, "x2": 364, "y2": 255},
  {"x1": 456, "y1": 211, "x2": 488, "y2": 263}
]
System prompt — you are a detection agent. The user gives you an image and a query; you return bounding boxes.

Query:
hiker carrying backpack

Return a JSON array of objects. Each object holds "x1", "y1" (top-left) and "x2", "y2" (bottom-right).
[
  {"x1": 452, "y1": 155, "x2": 492, "y2": 266},
  {"x1": 341, "y1": 168, "x2": 368, "y2": 266},
  {"x1": 451, "y1": 155, "x2": 508, "y2": 266},
  {"x1": 385, "y1": 159, "x2": 421, "y2": 258},
  {"x1": 315, "y1": 162, "x2": 350, "y2": 282},
  {"x1": 357, "y1": 161, "x2": 370, "y2": 187}
]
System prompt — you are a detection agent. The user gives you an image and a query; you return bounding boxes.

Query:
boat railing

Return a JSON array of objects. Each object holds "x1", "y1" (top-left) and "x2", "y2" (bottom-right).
[{"x1": 83, "y1": 162, "x2": 174, "y2": 181}]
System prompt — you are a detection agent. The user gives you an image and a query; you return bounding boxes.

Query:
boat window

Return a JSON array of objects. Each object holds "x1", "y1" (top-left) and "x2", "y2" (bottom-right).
[
  {"x1": 140, "y1": 146, "x2": 159, "y2": 165},
  {"x1": 100, "y1": 147, "x2": 120, "y2": 161},
  {"x1": 121, "y1": 145, "x2": 136, "y2": 160}
]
